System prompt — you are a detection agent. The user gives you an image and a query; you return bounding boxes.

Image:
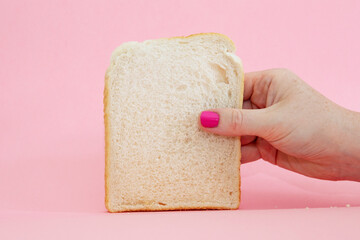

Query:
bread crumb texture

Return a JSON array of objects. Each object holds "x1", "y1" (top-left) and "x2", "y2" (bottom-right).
[{"x1": 104, "y1": 33, "x2": 244, "y2": 212}]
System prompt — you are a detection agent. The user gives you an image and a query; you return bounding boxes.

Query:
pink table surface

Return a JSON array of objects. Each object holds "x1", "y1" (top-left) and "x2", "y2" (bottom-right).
[
  {"x1": 1, "y1": 207, "x2": 360, "y2": 240},
  {"x1": 1, "y1": 0, "x2": 360, "y2": 239}
]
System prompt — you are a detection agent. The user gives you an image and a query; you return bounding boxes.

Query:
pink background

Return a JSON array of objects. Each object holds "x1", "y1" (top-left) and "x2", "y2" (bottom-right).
[{"x1": 1, "y1": 0, "x2": 360, "y2": 239}]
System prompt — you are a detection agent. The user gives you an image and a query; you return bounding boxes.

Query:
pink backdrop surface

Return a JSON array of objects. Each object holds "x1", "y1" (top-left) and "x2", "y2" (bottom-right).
[{"x1": 1, "y1": 0, "x2": 360, "y2": 239}]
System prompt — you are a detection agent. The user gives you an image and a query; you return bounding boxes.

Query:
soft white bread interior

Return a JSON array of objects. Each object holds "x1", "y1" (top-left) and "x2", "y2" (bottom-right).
[{"x1": 104, "y1": 33, "x2": 244, "y2": 212}]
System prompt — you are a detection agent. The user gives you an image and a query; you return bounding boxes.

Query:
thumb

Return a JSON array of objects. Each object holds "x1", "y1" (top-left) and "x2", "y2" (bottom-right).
[{"x1": 199, "y1": 108, "x2": 275, "y2": 138}]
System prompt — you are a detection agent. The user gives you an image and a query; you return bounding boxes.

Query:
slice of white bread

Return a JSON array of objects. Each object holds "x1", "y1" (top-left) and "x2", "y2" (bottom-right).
[{"x1": 104, "y1": 33, "x2": 244, "y2": 212}]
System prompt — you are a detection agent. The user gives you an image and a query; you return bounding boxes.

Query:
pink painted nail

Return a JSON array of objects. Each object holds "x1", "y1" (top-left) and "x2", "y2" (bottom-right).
[{"x1": 200, "y1": 111, "x2": 219, "y2": 128}]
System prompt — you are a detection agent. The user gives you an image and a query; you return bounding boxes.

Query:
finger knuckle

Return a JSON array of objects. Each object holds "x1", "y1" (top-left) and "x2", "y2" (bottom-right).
[
  {"x1": 271, "y1": 68, "x2": 293, "y2": 77},
  {"x1": 280, "y1": 68, "x2": 291, "y2": 73},
  {"x1": 230, "y1": 110, "x2": 243, "y2": 133}
]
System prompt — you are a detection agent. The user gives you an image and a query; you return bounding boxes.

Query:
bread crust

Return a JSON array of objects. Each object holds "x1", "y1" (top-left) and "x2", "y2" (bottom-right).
[
  {"x1": 237, "y1": 67, "x2": 245, "y2": 209},
  {"x1": 104, "y1": 69, "x2": 111, "y2": 211},
  {"x1": 107, "y1": 204, "x2": 239, "y2": 213},
  {"x1": 168, "y1": 32, "x2": 236, "y2": 50},
  {"x1": 104, "y1": 33, "x2": 243, "y2": 212}
]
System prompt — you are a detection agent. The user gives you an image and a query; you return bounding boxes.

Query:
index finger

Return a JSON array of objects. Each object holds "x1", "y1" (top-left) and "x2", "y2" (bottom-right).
[{"x1": 243, "y1": 71, "x2": 263, "y2": 101}]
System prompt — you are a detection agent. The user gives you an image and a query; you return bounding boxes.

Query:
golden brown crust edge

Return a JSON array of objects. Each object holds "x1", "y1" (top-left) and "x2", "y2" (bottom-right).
[
  {"x1": 104, "y1": 69, "x2": 111, "y2": 212},
  {"x1": 107, "y1": 205, "x2": 239, "y2": 213},
  {"x1": 237, "y1": 67, "x2": 245, "y2": 209},
  {"x1": 104, "y1": 33, "x2": 241, "y2": 212},
  {"x1": 168, "y1": 32, "x2": 236, "y2": 50}
]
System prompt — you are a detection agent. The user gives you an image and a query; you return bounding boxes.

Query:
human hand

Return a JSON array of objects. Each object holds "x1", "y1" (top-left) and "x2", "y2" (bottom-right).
[{"x1": 199, "y1": 69, "x2": 360, "y2": 181}]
